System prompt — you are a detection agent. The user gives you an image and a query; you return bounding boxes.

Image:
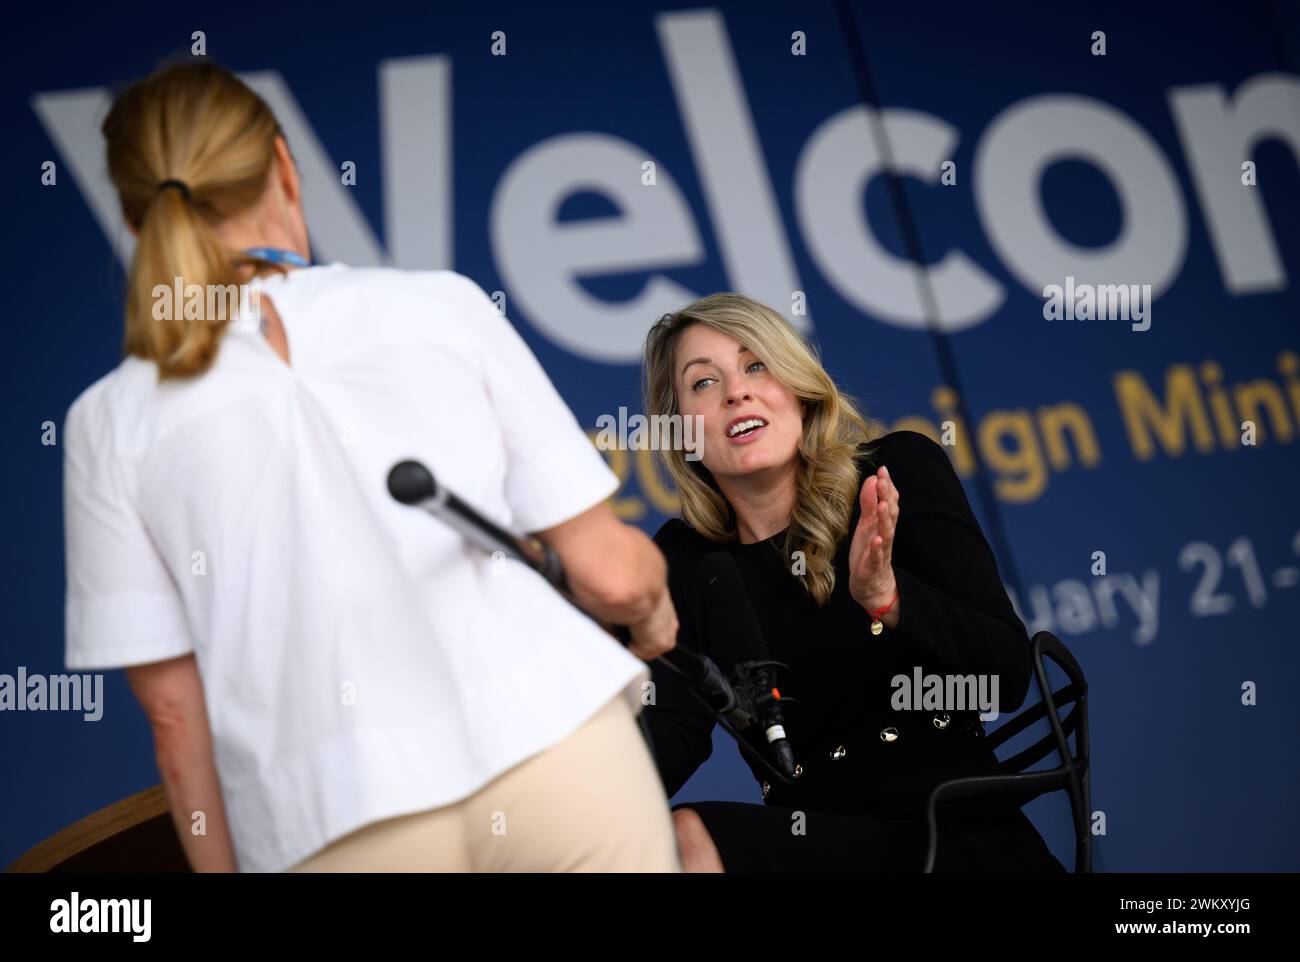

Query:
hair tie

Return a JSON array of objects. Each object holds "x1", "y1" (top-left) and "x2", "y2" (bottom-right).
[{"x1": 157, "y1": 179, "x2": 192, "y2": 201}]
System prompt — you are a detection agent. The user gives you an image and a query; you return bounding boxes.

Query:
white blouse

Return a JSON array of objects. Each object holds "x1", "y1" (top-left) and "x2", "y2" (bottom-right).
[{"x1": 62, "y1": 264, "x2": 649, "y2": 872}]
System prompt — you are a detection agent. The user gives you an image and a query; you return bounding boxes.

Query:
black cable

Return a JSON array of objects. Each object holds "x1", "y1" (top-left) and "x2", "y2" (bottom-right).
[{"x1": 831, "y1": 0, "x2": 1027, "y2": 605}]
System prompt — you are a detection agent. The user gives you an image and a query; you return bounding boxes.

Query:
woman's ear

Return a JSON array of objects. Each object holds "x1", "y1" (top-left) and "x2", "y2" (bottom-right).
[{"x1": 274, "y1": 135, "x2": 301, "y2": 204}]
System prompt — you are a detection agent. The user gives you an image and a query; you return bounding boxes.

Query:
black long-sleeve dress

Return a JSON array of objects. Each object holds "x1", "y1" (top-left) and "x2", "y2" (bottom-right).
[{"x1": 643, "y1": 430, "x2": 1066, "y2": 873}]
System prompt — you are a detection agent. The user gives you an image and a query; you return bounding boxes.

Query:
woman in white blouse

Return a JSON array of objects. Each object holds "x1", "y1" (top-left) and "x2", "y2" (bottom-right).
[{"x1": 64, "y1": 59, "x2": 681, "y2": 872}]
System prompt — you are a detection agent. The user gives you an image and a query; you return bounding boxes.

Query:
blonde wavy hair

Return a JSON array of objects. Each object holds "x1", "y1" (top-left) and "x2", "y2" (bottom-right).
[
  {"x1": 103, "y1": 59, "x2": 288, "y2": 380},
  {"x1": 643, "y1": 293, "x2": 886, "y2": 606}
]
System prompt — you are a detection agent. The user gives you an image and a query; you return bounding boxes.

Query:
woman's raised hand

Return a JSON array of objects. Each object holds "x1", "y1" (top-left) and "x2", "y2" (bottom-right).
[{"x1": 848, "y1": 465, "x2": 900, "y2": 615}]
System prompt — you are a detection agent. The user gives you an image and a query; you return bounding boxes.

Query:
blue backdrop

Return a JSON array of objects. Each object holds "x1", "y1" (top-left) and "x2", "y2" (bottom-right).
[{"x1": 3, "y1": 0, "x2": 1297, "y2": 871}]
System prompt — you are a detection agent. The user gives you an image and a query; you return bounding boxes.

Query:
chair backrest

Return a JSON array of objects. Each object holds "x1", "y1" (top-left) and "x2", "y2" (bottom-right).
[
  {"x1": 6, "y1": 784, "x2": 190, "y2": 873},
  {"x1": 985, "y1": 630, "x2": 1092, "y2": 872}
]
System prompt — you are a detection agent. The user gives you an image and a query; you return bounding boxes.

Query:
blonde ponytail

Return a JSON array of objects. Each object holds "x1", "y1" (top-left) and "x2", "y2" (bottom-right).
[{"x1": 102, "y1": 60, "x2": 284, "y2": 379}]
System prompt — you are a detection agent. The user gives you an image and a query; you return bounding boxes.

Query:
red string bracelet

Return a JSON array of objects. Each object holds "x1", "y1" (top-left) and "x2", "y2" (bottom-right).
[{"x1": 869, "y1": 589, "x2": 899, "y2": 636}]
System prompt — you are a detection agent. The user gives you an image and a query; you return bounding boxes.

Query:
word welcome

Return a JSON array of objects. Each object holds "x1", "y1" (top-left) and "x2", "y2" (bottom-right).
[{"x1": 37, "y1": 19, "x2": 1295, "y2": 361}]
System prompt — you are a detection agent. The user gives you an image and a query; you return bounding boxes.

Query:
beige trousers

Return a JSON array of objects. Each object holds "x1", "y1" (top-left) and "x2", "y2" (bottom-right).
[{"x1": 288, "y1": 694, "x2": 682, "y2": 872}]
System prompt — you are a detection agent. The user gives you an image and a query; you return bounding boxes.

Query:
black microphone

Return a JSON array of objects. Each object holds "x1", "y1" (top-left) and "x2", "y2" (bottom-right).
[
  {"x1": 697, "y1": 551, "x2": 797, "y2": 779},
  {"x1": 387, "y1": 459, "x2": 566, "y2": 589},
  {"x1": 386, "y1": 458, "x2": 797, "y2": 783},
  {"x1": 387, "y1": 459, "x2": 740, "y2": 716}
]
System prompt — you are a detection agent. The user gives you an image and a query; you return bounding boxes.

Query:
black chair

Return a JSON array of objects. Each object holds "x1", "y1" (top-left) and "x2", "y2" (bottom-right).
[{"x1": 922, "y1": 630, "x2": 1092, "y2": 873}]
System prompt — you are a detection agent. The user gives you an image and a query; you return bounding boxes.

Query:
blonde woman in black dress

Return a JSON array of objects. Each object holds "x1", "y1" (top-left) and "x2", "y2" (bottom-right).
[{"x1": 640, "y1": 293, "x2": 1064, "y2": 873}]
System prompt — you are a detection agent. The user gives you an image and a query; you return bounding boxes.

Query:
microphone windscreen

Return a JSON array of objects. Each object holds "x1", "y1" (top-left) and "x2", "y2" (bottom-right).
[{"x1": 387, "y1": 460, "x2": 437, "y2": 505}]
